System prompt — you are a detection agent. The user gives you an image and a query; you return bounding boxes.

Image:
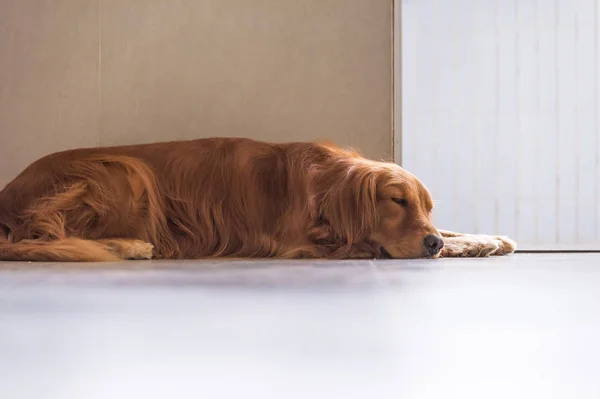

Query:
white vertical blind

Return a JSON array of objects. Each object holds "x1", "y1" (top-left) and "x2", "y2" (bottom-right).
[{"x1": 401, "y1": 0, "x2": 600, "y2": 249}]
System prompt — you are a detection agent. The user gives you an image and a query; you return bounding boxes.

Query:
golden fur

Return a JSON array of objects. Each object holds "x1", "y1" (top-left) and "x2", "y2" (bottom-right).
[{"x1": 0, "y1": 137, "x2": 516, "y2": 262}]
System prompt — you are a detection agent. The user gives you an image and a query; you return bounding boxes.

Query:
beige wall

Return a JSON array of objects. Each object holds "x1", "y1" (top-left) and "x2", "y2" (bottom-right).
[{"x1": 0, "y1": 0, "x2": 393, "y2": 188}]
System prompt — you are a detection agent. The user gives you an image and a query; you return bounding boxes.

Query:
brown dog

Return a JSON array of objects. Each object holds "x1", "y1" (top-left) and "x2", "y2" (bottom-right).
[{"x1": 0, "y1": 137, "x2": 515, "y2": 261}]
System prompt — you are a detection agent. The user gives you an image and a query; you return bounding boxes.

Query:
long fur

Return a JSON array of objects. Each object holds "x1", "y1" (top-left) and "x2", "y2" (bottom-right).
[{"x1": 0, "y1": 137, "x2": 395, "y2": 261}]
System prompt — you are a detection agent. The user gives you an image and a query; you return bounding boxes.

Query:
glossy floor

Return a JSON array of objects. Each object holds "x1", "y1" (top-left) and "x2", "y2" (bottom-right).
[{"x1": 1, "y1": 254, "x2": 599, "y2": 399}]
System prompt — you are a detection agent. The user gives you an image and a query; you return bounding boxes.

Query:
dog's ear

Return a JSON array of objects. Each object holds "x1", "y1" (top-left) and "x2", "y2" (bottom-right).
[{"x1": 320, "y1": 168, "x2": 378, "y2": 246}]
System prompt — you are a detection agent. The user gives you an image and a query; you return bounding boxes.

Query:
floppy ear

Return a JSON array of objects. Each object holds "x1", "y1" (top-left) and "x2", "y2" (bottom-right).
[{"x1": 320, "y1": 169, "x2": 379, "y2": 246}]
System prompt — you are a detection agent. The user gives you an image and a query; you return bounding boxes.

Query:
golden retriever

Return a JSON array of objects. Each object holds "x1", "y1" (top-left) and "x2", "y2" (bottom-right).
[{"x1": 0, "y1": 137, "x2": 515, "y2": 261}]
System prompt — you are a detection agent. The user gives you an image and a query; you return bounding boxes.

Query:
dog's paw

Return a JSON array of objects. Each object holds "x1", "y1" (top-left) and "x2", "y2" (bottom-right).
[
  {"x1": 495, "y1": 235, "x2": 517, "y2": 255},
  {"x1": 123, "y1": 241, "x2": 155, "y2": 260},
  {"x1": 104, "y1": 239, "x2": 154, "y2": 260},
  {"x1": 441, "y1": 234, "x2": 516, "y2": 258}
]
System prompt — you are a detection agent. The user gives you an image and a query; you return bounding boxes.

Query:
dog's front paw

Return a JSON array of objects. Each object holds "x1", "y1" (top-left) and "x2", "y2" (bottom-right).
[
  {"x1": 441, "y1": 234, "x2": 516, "y2": 258},
  {"x1": 495, "y1": 235, "x2": 517, "y2": 255}
]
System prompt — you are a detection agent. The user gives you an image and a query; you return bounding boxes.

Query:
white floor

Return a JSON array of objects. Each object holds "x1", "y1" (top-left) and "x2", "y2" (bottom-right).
[{"x1": 1, "y1": 253, "x2": 599, "y2": 399}]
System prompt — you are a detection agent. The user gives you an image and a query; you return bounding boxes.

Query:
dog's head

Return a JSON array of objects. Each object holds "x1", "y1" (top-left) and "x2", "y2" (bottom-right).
[
  {"x1": 319, "y1": 156, "x2": 442, "y2": 259},
  {"x1": 369, "y1": 163, "x2": 442, "y2": 259}
]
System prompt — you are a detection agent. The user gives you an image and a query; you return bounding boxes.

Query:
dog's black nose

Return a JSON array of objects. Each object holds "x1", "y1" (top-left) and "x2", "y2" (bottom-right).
[{"x1": 424, "y1": 234, "x2": 444, "y2": 256}]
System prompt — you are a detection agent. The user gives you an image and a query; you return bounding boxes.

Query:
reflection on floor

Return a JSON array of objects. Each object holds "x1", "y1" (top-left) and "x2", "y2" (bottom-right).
[{"x1": 1, "y1": 253, "x2": 599, "y2": 399}]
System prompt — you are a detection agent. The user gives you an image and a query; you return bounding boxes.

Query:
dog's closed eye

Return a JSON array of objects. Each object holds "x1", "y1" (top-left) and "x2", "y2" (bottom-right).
[{"x1": 391, "y1": 198, "x2": 408, "y2": 207}]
